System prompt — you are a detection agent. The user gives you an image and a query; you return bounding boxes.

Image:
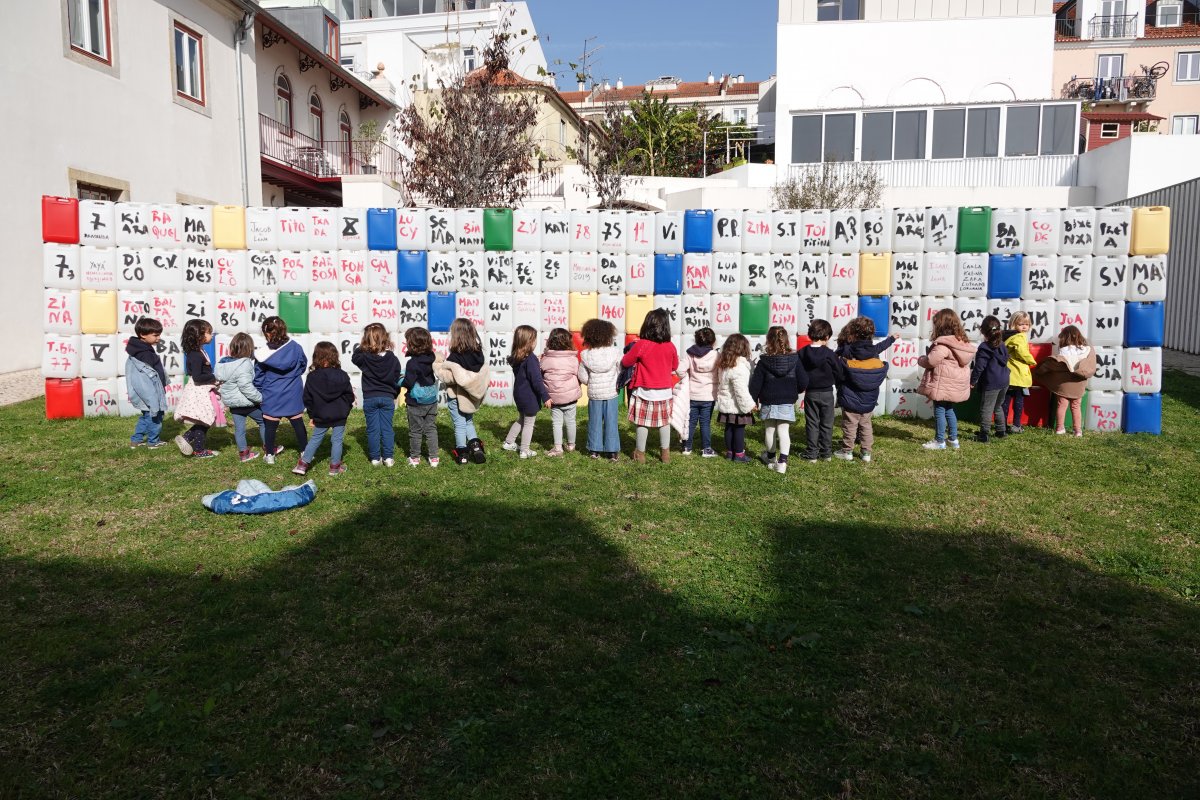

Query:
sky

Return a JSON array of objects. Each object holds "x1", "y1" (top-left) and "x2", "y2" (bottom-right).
[{"x1": 522, "y1": 0, "x2": 778, "y2": 91}]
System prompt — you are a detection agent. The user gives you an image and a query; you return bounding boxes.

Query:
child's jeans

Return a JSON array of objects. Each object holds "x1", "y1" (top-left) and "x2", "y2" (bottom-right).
[
  {"x1": 1003, "y1": 387, "x2": 1027, "y2": 426},
  {"x1": 302, "y1": 424, "x2": 345, "y2": 465},
  {"x1": 231, "y1": 408, "x2": 264, "y2": 452},
  {"x1": 363, "y1": 397, "x2": 396, "y2": 459},
  {"x1": 587, "y1": 398, "x2": 620, "y2": 453},
  {"x1": 132, "y1": 410, "x2": 164, "y2": 445},
  {"x1": 447, "y1": 398, "x2": 477, "y2": 448},
  {"x1": 551, "y1": 403, "x2": 578, "y2": 448},
  {"x1": 407, "y1": 403, "x2": 439, "y2": 458},
  {"x1": 687, "y1": 400, "x2": 714, "y2": 450},
  {"x1": 934, "y1": 401, "x2": 959, "y2": 443}
]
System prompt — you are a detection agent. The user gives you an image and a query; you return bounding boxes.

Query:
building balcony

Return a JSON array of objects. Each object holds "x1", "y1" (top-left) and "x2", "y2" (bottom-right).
[
  {"x1": 258, "y1": 113, "x2": 405, "y2": 191},
  {"x1": 1062, "y1": 75, "x2": 1157, "y2": 104},
  {"x1": 1089, "y1": 13, "x2": 1138, "y2": 38},
  {"x1": 788, "y1": 154, "x2": 1081, "y2": 189}
]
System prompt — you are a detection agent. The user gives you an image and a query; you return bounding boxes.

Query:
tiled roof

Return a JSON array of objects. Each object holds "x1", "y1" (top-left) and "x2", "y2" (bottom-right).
[
  {"x1": 464, "y1": 66, "x2": 543, "y2": 89},
  {"x1": 558, "y1": 90, "x2": 590, "y2": 104},
  {"x1": 1081, "y1": 111, "x2": 1164, "y2": 122},
  {"x1": 1142, "y1": 20, "x2": 1200, "y2": 37},
  {"x1": 573, "y1": 76, "x2": 761, "y2": 105},
  {"x1": 1053, "y1": 1, "x2": 1067, "y2": 10}
]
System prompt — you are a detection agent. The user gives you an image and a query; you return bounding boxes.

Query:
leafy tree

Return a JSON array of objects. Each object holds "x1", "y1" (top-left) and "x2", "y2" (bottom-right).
[
  {"x1": 772, "y1": 158, "x2": 885, "y2": 210},
  {"x1": 621, "y1": 94, "x2": 700, "y2": 177}
]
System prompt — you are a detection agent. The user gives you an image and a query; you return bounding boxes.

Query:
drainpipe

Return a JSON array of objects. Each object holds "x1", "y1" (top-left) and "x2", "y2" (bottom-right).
[{"x1": 235, "y1": 11, "x2": 255, "y2": 206}]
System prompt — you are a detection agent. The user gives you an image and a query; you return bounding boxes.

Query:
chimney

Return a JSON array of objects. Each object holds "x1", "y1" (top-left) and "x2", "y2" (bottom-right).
[
  {"x1": 738, "y1": 74, "x2": 745, "y2": 84},
  {"x1": 603, "y1": 80, "x2": 611, "y2": 91},
  {"x1": 578, "y1": 80, "x2": 585, "y2": 91},
  {"x1": 616, "y1": 77, "x2": 623, "y2": 90},
  {"x1": 707, "y1": 72, "x2": 715, "y2": 84}
]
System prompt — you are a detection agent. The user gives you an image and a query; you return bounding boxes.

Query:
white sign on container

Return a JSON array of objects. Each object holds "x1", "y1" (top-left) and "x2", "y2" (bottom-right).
[
  {"x1": 1087, "y1": 390, "x2": 1123, "y2": 432},
  {"x1": 512, "y1": 291, "x2": 541, "y2": 330},
  {"x1": 742, "y1": 210, "x2": 773, "y2": 253},
  {"x1": 395, "y1": 208, "x2": 427, "y2": 250},
  {"x1": 829, "y1": 295, "x2": 859, "y2": 338},
  {"x1": 541, "y1": 209, "x2": 570, "y2": 252},
  {"x1": 624, "y1": 254, "x2": 653, "y2": 295},
  {"x1": 179, "y1": 205, "x2": 212, "y2": 249},
  {"x1": 625, "y1": 210, "x2": 655, "y2": 255},
  {"x1": 1024, "y1": 208, "x2": 1061, "y2": 255},
  {"x1": 307, "y1": 291, "x2": 338, "y2": 333},
  {"x1": 146, "y1": 204, "x2": 183, "y2": 248},
  {"x1": 245, "y1": 207, "x2": 278, "y2": 250},
  {"x1": 458, "y1": 252, "x2": 484, "y2": 292},
  {"x1": 1021, "y1": 299, "x2": 1055, "y2": 344},
  {"x1": 276, "y1": 251, "x2": 307, "y2": 292},
  {"x1": 887, "y1": 377, "x2": 933, "y2": 419},
  {"x1": 44, "y1": 288, "x2": 80, "y2": 334},
  {"x1": 886, "y1": 338, "x2": 923, "y2": 381},
  {"x1": 43, "y1": 244, "x2": 80, "y2": 290},
  {"x1": 302, "y1": 208, "x2": 334, "y2": 250},
  {"x1": 768, "y1": 294, "x2": 799, "y2": 337},
  {"x1": 712, "y1": 254, "x2": 741, "y2": 294},
  {"x1": 1127, "y1": 255, "x2": 1166, "y2": 301},
  {"x1": 747, "y1": 335, "x2": 767, "y2": 363},
  {"x1": 485, "y1": 332, "x2": 513, "y2": 370},
  {"x1": 793, "y1": 254, "x2": 826, "y2": 295},
  {"x1": 426, "y1": 209, "x2": 456, "y2": 252},
  {"x1": 683, "y1": 253, "x2": 713, "y2": 294},
  {"x1": 1094, "y1": 206, "x2": 1132, "y2": 256},
  {"x1": 213, "y1": 250, "x2": 246, "y2": 293},
  {"x1": 828, "y1": 252, "x2": 860, "y2": 295},
  {"x1": 988, "y1": 299, "x2": 1021, "y2": 326},
  {"x1": 368, "y1": 292, "x2": 399, "y2": 332},
  {"x1": 741, "y1": 254, "x2": 770, "y2": 295},
  {"x1": 214, "y1": 293, "x2": 249, "y2": 334},
  {"x1": 82, "y1": 378, "x2": 121, "y2": 417},
  {"x1": 1056, "y1": 255, "x2": 1091, "y2": 300},
  {"x1": 712, "y1": 294, "x2": 740, "y2": 335},
  {"x1": 117, "y1": 292, "x2": 152, "y2": 333},
  {"x1": 830, "y1": 208, "x2": 861, "y2": 253},
  {"x1": 144, "y1": 248, "x2": 183, "y2": 292},
  {"x1": 1122, "y1": 347, "x2": 1161, "y2": 393},
  {"x1": 954, "y1": 253, "x2": 987, "y2": 298},
  {"x1": 182, "y1": 250, "x2": 215, "y2": 291},
  {"x1": 891, "y1": 253, "x2": 923, "y2": 297},
  {"x1": 598, "y1": 253, "x2": 625, "y2": 295},
  {"x1": 1022, "y1": 254, "x2": 1056, "y2": 299},
  {"x1": 682, "y1": 294, "x2": 711, "y2": 333},
  {"x1": 953, "y1": 297, "x2": 987, "y2": 339},
  {"x1": 542, "y1": 292, "x2": 569, "y2": 330},
  {"x1": 990, "y1": 208, "x2": 1025, "y2": 254},
  {"x1": 891, "y1": 208, "x2": 925, "y2": 252},
  {"x1": 309, "y1": 251, "x2": 339, "y2": 291},
  {"x1": 541, "y1": 252, "x2": 569, "y2": 293},
  {"x1": 1089, "y1": 346, "x2": 1123, "y2": 391},
  {"x1": 921, "y1": 252, "x2": 954, "y2": 295},
  {"x1": 919, "y1": 295, "x2": 953, "y2": 337},
  {"x1": 335, "y1": 208, "x2": 368, "y2": 250},
  {"x1": 180, "y1": 291, "x2": 212, "y2": 327},
  {"x1": 598, "y1": 209, "x2": 628, "y2": 253},
  {"x1": 331, "y1": 332, "x2": 360, "y2": 375},
  {"x1": 1088, "y1": 300, "x2": 1125, "y2": 346},
  {"x1": 485, "y1": 292, "x2": 514, "y2": 331},
  {"x1": 771, "y1": 210, "x2": 801, "y2": 252},
  {"x1": 457, "y1": 209, "x2": 485, "y2": 250},
  {"x1": 338, "y1": 250, "x2": 367, "y2": 291},
  {"x1": 569, "y1": 209, "x2": 598, "y2": 251},
  {"x1": 276, "y1": 207, "x2": 311, "y2": 250},
  {"x1": 712, "y1": 209, "x2": 743, "y2": 253},
  {"x1": 80, "y1": 335, "x2": 119, "y2": 379},
  {"x1": 485, "y1": 252, "x2": 515, "y2": 291},
  {"x1": 513, "y1": 251, "x2": 541, "y2": 292},
  {"x1": 487, "y1": 368, "x2": 515, "y2": 407},
  {"x1": 156, "y1": 338, "x2": 185, "y2": 375},
  {"x1": 768, "y1": 254, "x2": 798, "y2": 294},
  {"x1": 43, "y1": 335, "x2": 81, "y2": 379},
  {"x1": 366, "y1": 251, "x2": 397, "y2": 292},
  {"x1": 860, "y1": 208, "x2": 891, "y2": 253},
  {"x1": 1091, "y1": 255, "x2": 1128, "y2": 301},
  {"x1": 116, "y1": 248, "x2": 150, "y2": 290},
  {"x1": 427, "y1": 253, "x2": 457, "y2": 292},
  {"x1": 569, "y1": 251, "x2": 599, "y2": 292},
  {"x1": 397, "y1": 292, "x2": 428, "y2": 329},
  {"x1": 456, "y1": 292, "x2": 486, "y2": 330},
  {"x1": 337, "y1": 292, "x2": 368, "y2": 330},
  {"x1": 924, "y1": 207, "x2": 957, "y2": 252},
  {"x1": 655, "y1": 211, "x2": 684, "y2": 254},
  {"x1": 79, "y1": 200, "x2": 116, "y2": 247},
  {"x1": 115, "y1": 203, "x2": 151, "y2": 248},
  {"x1": 1056, "y1": 301, "x2": 1089, "y2": 333},
  {"x1": 1059, "y1": 207, "x2": 1095, "y2": 255},
  {"x1": 653, "y1": 295, "x2": 683, "y2": 335},
  {"x1": 890, "y1": 296, "x2": 922, "y2": 338},
  {"x1": 599, "y1": 294, "x2": 626, "y2": 329},
  {"x1": 797, "y1": 294, "x2": 828, "y2": 334},
  {"x1": 150, "y1": 291, "x2": 183, "y2": 333},
  {"x1": 80, "y1": 246, "x2": 117, "y2": 291},
  {"x1": 512, "y1": 208, "x2": 541, "y2": 251},
  {"x1": 247, "y1": 293, "x2": 278, "y2": 328}
]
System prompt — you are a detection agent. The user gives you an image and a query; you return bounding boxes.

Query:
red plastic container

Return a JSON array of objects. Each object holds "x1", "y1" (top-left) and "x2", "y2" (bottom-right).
[
  {"x1": 42, "y1": 196, "x2": 80, "y2": 244},
  {"x1": 796, "y1": 334, "x2": 813, "y2": 350},
  {"x1": 572, "y1": 330, "x2": 585, "y2": 356},
  {"x1": 45, "y1": 378, "x2": 84, "y2": 419},
  {"x1": 1030, "y1": 342, "x2": 1054, "y2": 391},
  {"x1": 624, "y1": 334, "x2": 640, "y2": 347},
  {"x1": 1007, "y1": 385, "x2": 1049, "y2": 428}
]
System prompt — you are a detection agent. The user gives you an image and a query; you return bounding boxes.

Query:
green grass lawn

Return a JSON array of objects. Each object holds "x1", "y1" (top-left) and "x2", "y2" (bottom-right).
[{"x1": 2, "y1": 374, "x2": 1198, "y2": 799}]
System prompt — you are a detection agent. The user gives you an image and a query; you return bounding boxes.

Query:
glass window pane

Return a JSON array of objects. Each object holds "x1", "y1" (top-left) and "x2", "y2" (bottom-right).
[
  {"x1": 190, "y1": 39, "x2": 201, "y2": 94},
  {"x1": 791, "y1": 115, "x2": 822, "y2": 163},
  {"x1": 89, "y1": 0, "x2": 105, "y2": 56},
  {"x1": 966, "y1": 107, "x2": 1000, "y2": 157},
  {"x1": 175, "y1": 30, "x2": 185, "y2": 92},
  {"x1": 70, "y1": 0, "x2": 85, "y2": 47},
  {"x1": 895, "y1": 110, "x2": 927, "y2": 159},
  {"x1": 1041, "y1": 105, "x2": 1075, "y2": 155},
  {"x1": 1005, "y1": 105, "x2": 1040, "y2": 156},
  {"x1": 817, "y1": 0, "x2": 839, "y2": 21},
  {"x1": 824, "y1": 113, "x2": 855, "y2": 161},
  {"x1": 861, "y1": 112, "x2": 892, "y2": 161},
  {"x1": 842, "y1": 0, "x2": 860, "y2": 19},
  {"x1": 932, "y1": 108, "x2": 965, "y2": 159}
]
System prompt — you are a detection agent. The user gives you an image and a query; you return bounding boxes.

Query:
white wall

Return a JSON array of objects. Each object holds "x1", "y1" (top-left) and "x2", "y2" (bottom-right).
[
  {"x1": 4, "y1": 0, "x2": 258, "y2": 373},
  {"x1": 1079, "y1": 133, "x2": 1200, "y2": 205}
]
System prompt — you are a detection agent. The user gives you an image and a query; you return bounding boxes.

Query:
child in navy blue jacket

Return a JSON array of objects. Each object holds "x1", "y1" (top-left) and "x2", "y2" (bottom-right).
[
  {"x1": 834, "y1": 316, "x2": 894, "y2": 463},
  {"x1": 504, "y1": 325, "x2": 549, "y2": 458},
  {"x1": 799, "y1": 319, "x2": 841, "y2": 462},
  {"x1": 749, "y1": 326, "x2": 808, "y2": 473},
  {"x1": 971, "y1": 315, "x2": 1010, "y2": 443},
  {"x1": 401, "y1": 326, "x2": 440, "y2": 467},
  {"x1": 294, "y1": 341, "x2": 355, "y2": 476}
]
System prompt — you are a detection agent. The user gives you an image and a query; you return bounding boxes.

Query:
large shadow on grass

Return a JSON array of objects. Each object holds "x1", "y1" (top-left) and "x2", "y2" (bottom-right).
[{"x1": 2, "y1": 498, "x2": 1198, "y2": 798}]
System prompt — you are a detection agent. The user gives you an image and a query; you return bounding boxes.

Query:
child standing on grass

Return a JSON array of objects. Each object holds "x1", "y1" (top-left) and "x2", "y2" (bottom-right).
[
  {"x1": 750, "y1": 326, "x2": 808, "y2": 473},
  {"x1": 716, "y1": 333, "x2": 756, "y2": 463},
  {"x1": 918, "y1": 309, "x2": 976, "y2": 451},
  {"x1": 680, "y1": 327, "x2": 719, "y2": 457},
  {"x1": 435, "y1": 318, "x2": 490, "y2": 465},
  {"x1": 174, "y1": 318, "x2": 221, "y2": 459},
  {"x1": 216, "y1": 332, "x2": 265, "y2": 462},
  {"x1": 125, "y1": 316, "x2": 168, "y2": 449},
  {"x1": 798, "y1": 319, "x2": 839, "y2": 463},
  {"x1": 833, "y1": 316, "x2": 894, "y2": 463},
  {"x1": 541, "y1": 328, "x2": 582, "y2": 456},
  {"x1": 577, "y1": 318, "x2": 622, "y2": 461},
  {"x1": 255, "y1": 316, "x2": 308, "y2": 465},
  {"x1": 294, "y1": 342, "x2": 355, "y2": 477},
  {"x1": 400, "y1": 326, "x2": 440, "y2": 467},
  {"x1": 622, "y1": 308, "x2": 680, "y2": 463},
  {"x1": 1034, "y1": 325, "x2": 1097, "y2": 438},
  {"x1": 352, "y1": 323, "x2": 402, "y2": 467},
  {"x1": 1003, "y1": 311, "x2": 1038, "y2": 434},
  {"x1": 504, "y1": 324, "x2": 549, "y2": 459},
  {"x1": 970, "y1": 315, "x2": 1009, "y2": 443}
]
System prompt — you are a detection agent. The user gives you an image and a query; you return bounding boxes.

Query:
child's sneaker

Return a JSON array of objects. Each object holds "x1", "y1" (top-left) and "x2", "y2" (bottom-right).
[
  {"x1": 701, "y1": 448, "x2": 718, "y2": 458},
  {"x1": 263, "y1": 454, "x2": 276, "y2": 465},
  {"x1": 467, "y1": 438, "x2": 487, "y2": 464},
  {"x1": 546, "y1": 446, "x2": 564, "y2": 457},
  {"x1": 519, "y1": 449, "x2": 537, "y2": 459},
  {"x1": 833, "y1": 450, "x2": 854, "y2": 461},
  {"x1": 1010, "y1": 424, "x2": 1024, "y2": 434},
  {"x1": 193, "y1": 449, "x2": 219, "y2": 459},
  {"x1": 129, "y1": 440, "x2": 144, "y2": 449},
  {"x1": 174, "y1": 434, "x2": 193, "y2": 456},
  {"x1": 146, "y1": 441, "x2": 166, "y2": 449},
  {"x1": 239, "y1": 449, "x2": 260, "y2": 463},
  {"x1": 861, "y1": 452, "x2": 872, "y2": 463},
  {"x1": 407, "y1": 457, "x2": 421, "y2": 467},
  {"x1": 428, "y1": 457, "x2": 440, "y2": 468},
  {"x1": 759, "y1": 450, "x2": 776, "y2": 465},
  {"x1": 681, "y1": 447, "x2": 693, "y2": 456},
  {"x1": 501, "y1": 441, "x2": 519, "y2": 452},
  {"x1": 1055, "y1": 428, "x2": 1067, "y2": 435},
  {"x1": 328, "y1": 462, "x2": 345, "y2": 476},
  {"x1": 384, "y1": 457, "x2": 395, "y2": 467},
  {"x1": 606, "y1": 452, "x2": 619, "y2": 462},
  {"x1": 370, "y1": 458, "x2": 383, "y2": 466},
  {"x1": 270, "y1": 445, "x2": 286, "y2": 455},
  {"x1": 292, "y1": 459, "x2": 310, "y2": 475},
  {"x1": 566, "y1": 444, "x2": 576, "y2": 453},
  {"x1": 1073, "y1": 430, "x2": 1083, "y2": 438},
  {"x1": 949, "y1": 439, "x2": 960, "y2": 450},
  {"x1": 769, "y1": 461, "x2": 789, "y2": 474},
  {"x1": 731, "y1": 452, "x2": 751, "y2": 463},
  {"x1": 922, "y1": 440, "x2": 947, "y2": 450},
  {"x1": 974, "y1": 432, "x2": 990, "y2": 443},
  {"x1": 450, "y1": 447, "x2": 469, "y2": 465}
]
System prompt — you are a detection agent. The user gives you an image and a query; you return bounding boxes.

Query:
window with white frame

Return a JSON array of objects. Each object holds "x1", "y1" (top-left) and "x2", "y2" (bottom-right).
[
  {"x1": 67, "y1": 0, "x2": 111, "y2": 63},
  {"x1": 309, "y1": 93, "x2": 323, "y2": 141},
  {"x1": 1156, "y1": 0, "x2": 1182, "y2": 25},
  {"x1": 1100, "y1": 122, "x2": 1120, "y2": 138},
  {"x1": 173, "y1": 23, "x2": 205, "y2": 104},
  {"x1": 1172, "y1": 115, "x2": 1199, "y2": 134},
  {"x1": 1097, "y1": 54, "x2": 1124, "y2": 79},
  {"x1": 1178, "y1": 51, "x2": 1200, "y2": 82},
  {"x1": 276, "y1": 74, "x2": 293, "y2": 133},
  {"x1": 733, "y1": 107, "x2": 748, "y2": 124},
  {"x1": 817, "y1": 0, "x2": 861, "y2": 21},
  {"x1": 463, "y1": 46, "x2": 477, "y2": 72},
  {"x1": 559, "y1": 119, "x2": 566, "y2": 145}
]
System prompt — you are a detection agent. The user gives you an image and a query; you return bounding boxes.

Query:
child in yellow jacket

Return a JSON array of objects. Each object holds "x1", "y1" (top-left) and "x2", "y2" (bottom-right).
[{"x1": 1002, "y1": 311, "x2": 1037, "y2": 433}]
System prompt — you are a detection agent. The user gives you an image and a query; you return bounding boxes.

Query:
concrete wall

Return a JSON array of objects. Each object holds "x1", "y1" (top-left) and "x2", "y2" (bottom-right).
[
  {"x1": 1079, "y1": 132, "x2": 1200, "y2": 204},
  {"x1": 6, "y1": 0, "x2": 258, "y2": 373},
  {"x1": 780, "y1": 0, "x2": 1052, "y2": 23}
]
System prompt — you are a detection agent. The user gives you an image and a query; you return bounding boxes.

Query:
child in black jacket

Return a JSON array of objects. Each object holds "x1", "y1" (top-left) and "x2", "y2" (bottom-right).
[
  {"x1": 798, "y1": 319, "x2": 841, "y2": 461},
  {"x1": 749, "y1": 326, "x2": 809, "y2": 473},
  {"x1": 834, "y1": 316, "x2": 894, "y2": 462},
  {"x1": 401, "y1": 326, "x2": 440, "y2": 467},
  {"x1": 294, "y1": 341, "x2": 355, "y2": 476},
  {"x1": 970, "y1": 315, "x2": 1010, "y2": 442},
  {"x1": 351, "y1": 323, "x2": 402, "y2": 466}
]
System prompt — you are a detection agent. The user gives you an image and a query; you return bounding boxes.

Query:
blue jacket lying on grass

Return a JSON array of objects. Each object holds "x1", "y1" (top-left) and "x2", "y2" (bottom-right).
[{"x1": 202, "y1": 479, "x2": 317, "y2": 514}]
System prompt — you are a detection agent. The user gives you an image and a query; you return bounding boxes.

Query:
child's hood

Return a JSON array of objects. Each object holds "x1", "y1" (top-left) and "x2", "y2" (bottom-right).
[
  {"x1": 757, "y1": 352, "x2": 799, "y2": 378},
  {"x1": 687, "y1": 346, "x2": 718, "y2": 372},
  {"x1": 581, "y1": 345, "x2": 620, "y2": 372},
  {"x1": 933, "y1": 335, "x2": 977, "y2": 365},
  {"x1": 542, "y1": 349, "x2": 578, "y2": 368},
  {"x1": 125, "y1": 337, "x2": 157, "y2": 358},
  {"x1": 306, "y1": 368, "x2": 351, "y2": 400},
  {"x1": 840, "y1": 340, "x2": 881, "y2": 359}
]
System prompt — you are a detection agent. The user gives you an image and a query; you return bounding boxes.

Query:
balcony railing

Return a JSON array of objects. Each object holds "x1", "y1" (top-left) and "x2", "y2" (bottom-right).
[
  {"x1": 789, "y1": 154, "x2": 1080, "y2": 189},
  {"x1": 1063, "y1": 74, "x2": 1157, "y2": 103},
  {"x1": 258, "y1": 113, "x2": 405, "y2": 189},
  {"x1": 1149, "y1": 9, "x2": 1200, "y2": 27},
  {"x1": 1089, "y1": 13, "x2": 1138, "y2": 38},
  {"x1": 1055, "y1": 17, "x2": 1080, "y2": 38}
]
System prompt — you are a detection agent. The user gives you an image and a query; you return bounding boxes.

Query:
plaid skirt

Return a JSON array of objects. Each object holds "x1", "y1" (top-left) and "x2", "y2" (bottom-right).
[{"x1": 628, "y1": 396, "x2": 672, "y2": 428}]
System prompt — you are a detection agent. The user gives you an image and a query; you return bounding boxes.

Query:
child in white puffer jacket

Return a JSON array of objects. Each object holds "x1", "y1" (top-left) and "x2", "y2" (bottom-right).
[
  {"x1": 215, "y1": 332, "x2": 266, "y2": 462},
  {"x1": 577, "y1": 318, "x2": 622, "y2": 461}
]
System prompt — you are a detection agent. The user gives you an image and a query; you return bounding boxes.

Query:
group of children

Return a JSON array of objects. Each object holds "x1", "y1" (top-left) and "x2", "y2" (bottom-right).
[{"x1": 123, "y1": 306, "x2": 1099, "y2": 474}]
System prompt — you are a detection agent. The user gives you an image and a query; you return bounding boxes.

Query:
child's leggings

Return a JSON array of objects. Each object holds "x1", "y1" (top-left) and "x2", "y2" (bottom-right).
[
  {"x1": 263, "y1": 415, "x2": 308, "y2": 454},
  {"x1": 184, "y1": 423, "x2": 209, "y2": 450},
  {"x1": 1055, "y1": 394, "x2": 1082, "y2": 432},
  {"x1": 634, "y1": 425, "x2": 669, "y2": 452},
  {"x1": 763, "y1": 420, "x2": 791, "y2": 456},
  {"x1": 724, "y1": 423, "x2": 746, "y2": 455},
  {"x1": 505, "y1": 415, "x2": 537, "y2": 451},
  {"x1": 552, "y1": 403, "x2": 578, "y2": 448}
]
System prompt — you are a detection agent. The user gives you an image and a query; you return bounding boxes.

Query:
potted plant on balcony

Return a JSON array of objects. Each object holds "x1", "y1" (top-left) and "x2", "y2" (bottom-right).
[{"x1": 354, "y1": 119, "x2": 385, "y2": 175}]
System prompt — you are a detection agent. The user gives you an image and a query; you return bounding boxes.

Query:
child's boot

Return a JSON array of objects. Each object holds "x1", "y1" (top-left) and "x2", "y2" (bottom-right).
[
  {"x1": 660, "y1": 448, "x2": 670, "y2": 463},
  {"x1": 292, "y1": 459, "x2": 310, "y2": 475},
  {"x1": 450, "y1": 447, "x2": 469, "y2": 465},
  {"x1": 467, "y1": 438, "x2": 487, "y2": 464},
  {"x1": 632, "y1": 450, "x2": 646, "y2": 464}
]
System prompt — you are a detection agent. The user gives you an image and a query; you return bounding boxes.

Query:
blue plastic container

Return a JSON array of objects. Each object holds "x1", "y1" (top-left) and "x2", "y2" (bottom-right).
[
  {"x1": 366, "y1": 208, "x2": 397, "y2": 250},
  {"x1": 201, "y1": 339, "x2": 217, "y2": 371},
  {"x1": 987, "y1": 254, "x2": 1022, "y2": 299},
  {"x1": 653, "y1": 253, "x2": 683, "y2": 295},
  {"x1": 683, "y1": 210, "x2": 713, "y2": 253},
  {"x1": 858, "y1": 295, "x2": 890, "y2": 334},
  {"x1": 397, "y1": 250, "x2": 428, "y2": 292},
  {"x1": 427, "y1": 291, "x2": 456, "y2": 332},
  {"x1": 1123, "y1": 392, "x2": 1162, "y2": 434},
  {"x1": 1124, "y1": 300, "x2": 1165, "y2": 347}
]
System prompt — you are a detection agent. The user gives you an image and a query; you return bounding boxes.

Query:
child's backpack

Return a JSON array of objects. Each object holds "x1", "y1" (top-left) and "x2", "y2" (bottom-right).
[
  {"x1": 617, "y1": 342, "x2": 636, "y2": 392},
  {"x1": 409, "y1": 381, "x2": 439, "y2": 405}
]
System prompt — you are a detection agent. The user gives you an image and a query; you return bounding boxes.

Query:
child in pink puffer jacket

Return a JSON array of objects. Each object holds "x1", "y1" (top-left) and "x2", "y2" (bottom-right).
[
  {"x1": 541, "y1": 328, "x2": 583, "y2": 456},
  {"x1": 918, "y1": 308, "x2": 977, "y2": 451}
]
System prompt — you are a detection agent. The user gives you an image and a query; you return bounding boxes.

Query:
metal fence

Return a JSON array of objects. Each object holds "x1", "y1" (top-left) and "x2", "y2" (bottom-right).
[
  {"x1": 1118, "y1": 178, "x2": 1200, "y2": 354},
  {"x1": 789, "y1": 154, "x2": 1079, "y2": 189}
]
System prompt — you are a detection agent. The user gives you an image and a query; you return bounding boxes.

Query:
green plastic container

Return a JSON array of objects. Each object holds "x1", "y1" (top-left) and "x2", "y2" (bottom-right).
[
  {"x1": 277, "y1": 292, "x2": 310, "y2": 333},
  {"x1": 739, "y1": 294, "x2": 769, "y2": 335},
  {"x1": 483, "y1": 208, "x2": 513, "y2": 251},
  {"x1": 957, "y1": 206, "x2": 992, "y2": 253}
]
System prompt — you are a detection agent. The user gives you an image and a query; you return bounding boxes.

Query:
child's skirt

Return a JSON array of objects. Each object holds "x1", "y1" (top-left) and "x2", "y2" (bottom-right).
[
  {"x1": 758, "y1": 403, "x2": 796, "y2": 422},
  {"x1": 718, "y1": 412, "x2": 754, "y2": 426},
  {"x1": 628, "y1": 395, "x2": 671, "y2": 427}
]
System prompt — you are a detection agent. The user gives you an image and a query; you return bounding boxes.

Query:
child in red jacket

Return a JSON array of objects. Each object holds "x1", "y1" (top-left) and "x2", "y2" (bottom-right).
[{"x1": 621, "y1": 308, "x2": 679, "y2": 463}]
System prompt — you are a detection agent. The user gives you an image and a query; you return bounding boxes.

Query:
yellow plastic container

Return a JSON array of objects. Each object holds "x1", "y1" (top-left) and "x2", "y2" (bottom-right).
[
  {"x1": 1130, "y1": 206, "x2": 1170, "y2": 255},
  {"x1": 80, "y1": 290, "x2": 118, "y2": 334},
  {"x1": 625, "y1": 294, "x2": 653, "y2": 335},
  {"x1": 568, "y1": 292, "x2": 598, "y2": 332},
  {"x1": 579, "y1": 382, "x2": 589, "y2": 406},
  {"x1": 859, "y1": 252, "x2": 891, "y2": 296},
  {"x1": 212, "y1": 205, "x2": 247, "y2": 250}
]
